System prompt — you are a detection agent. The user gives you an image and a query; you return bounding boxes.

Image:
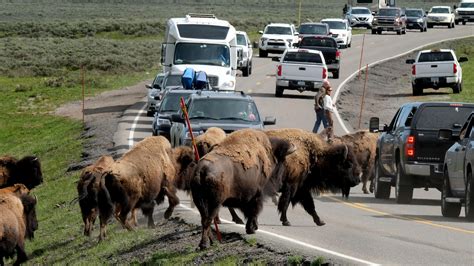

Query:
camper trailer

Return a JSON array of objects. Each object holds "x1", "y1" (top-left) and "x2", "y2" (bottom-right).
[{"x1": 161, "y1": 14, "x2": 238, "y2": 91}]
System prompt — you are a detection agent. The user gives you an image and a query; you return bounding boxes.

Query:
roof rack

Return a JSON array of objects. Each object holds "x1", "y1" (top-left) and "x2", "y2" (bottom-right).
[
  {"x1": 196, "y1": 90, "x2": 246, "y2": 96},
  {"x1": 186, "y1": 13, "x2": 217, "y2": 19}
]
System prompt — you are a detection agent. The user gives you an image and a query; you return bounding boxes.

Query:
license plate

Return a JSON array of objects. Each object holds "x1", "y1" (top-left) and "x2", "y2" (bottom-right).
[
  {"x1": 431, "y1": 77, "x2": 439, "y2": 83},
  {"x1": 297, "y1": 81, "x2": 306, "y2": 86},
  {"x1": 382, "y1": 27, "x2": 388, "y2": 31},
  {"x1": 272, "y1": 46, "x2": 281, "y2": 49}
]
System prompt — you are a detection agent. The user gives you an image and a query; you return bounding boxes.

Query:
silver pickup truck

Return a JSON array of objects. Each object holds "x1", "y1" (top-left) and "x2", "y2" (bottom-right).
[{"x1": 273, "y1": 48, "x2": 328, "y2": 97}]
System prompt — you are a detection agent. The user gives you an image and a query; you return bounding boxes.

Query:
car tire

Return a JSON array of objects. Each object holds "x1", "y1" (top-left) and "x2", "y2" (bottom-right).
[
  {"x1": 395, "y1": 162, "x2": 413, "y2": 204},
  {"x1": 396, "y1": 29, "x2": 401, "y2": 35},
  {"x1": 377, "y1": 29, "x2": 382, "y2": 34},
  {"x1": 420, "y1": 27, "x2": 424, "y2": 32},
  {"x1": 452, "y1": 83, "x2": 461, "y2": 94},
  {"x1": 462, "y1": 20, "x2": 467, "y2": 25},
  {"x1": 455, "y1": 20, "x2": 459, "y2": 25},
  {"x1": 333, "y1": 70, "x2": 340, "y2": 79},
  {"x1": 259, "y1": 49, "x2": 268, "y2": 58},
  {"x1": 402, "y1": 28, "x2": 406, "y2": 34},
  {"x1": 242, "y1": 64, "x2": 250, "y2": 77},
  {"x1": 275, "y1": 86, "x2": 284, "y2": 97},
  {"x1": 412, "y1": 84, "x2": 422, "y2": 96},
  {"x1": 249, "y1": 60, "x2": 253, "y2": 75},
  {"x1": 441, "y1": 169, "x2": 462, "y2": 217},
  {"x1": 348, "y1": 41, "x2": 351, "y2": 48},
  {"x1": 374, "y1": 158, "x2": 391, "y2": 199},
  {"x1": 466, "y1": 171, "x2": 474, "y2": 221},
  {"x1": 371, "y1": 29, "x2": 377, "y2": 34},
  {"x1": 146, "y1": 110, "x2": 154, "y2": 117}
]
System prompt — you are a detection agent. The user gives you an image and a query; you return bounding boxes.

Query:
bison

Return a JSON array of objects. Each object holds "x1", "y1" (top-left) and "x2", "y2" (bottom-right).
[
  {"x1": 98, "y1": 136, "x2": 179, "y2": 240},
  {"x1": 265, "y1": 128, "x2": 361, "y2": 227},
  {"x1": 0, "y1": 186, "x2": 38, "y2": 266},
  {"x1": 332, "y1": 130, "x2": 378, "y2": 197},
  {"x1": 76, "y1": 155, "x2": 114, "y2": 236},
  {"x1": 0, "y1": 156, "x2": 43, "y2": 190},
  {"x1": 191, "y1": 129, "x2": 295, "y2": 249}
]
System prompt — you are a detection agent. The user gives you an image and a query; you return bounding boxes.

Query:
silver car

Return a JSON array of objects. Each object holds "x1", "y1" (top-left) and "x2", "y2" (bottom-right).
[{"x1": 146, "y1": 73, "x2": 165, "y2": 116}]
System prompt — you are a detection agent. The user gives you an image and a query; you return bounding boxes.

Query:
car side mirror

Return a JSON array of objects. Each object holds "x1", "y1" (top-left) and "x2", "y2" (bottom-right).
[
  {"x1": 248, "y1": 44, "x2": 253, "y2": 48},
  {"x1": 406, "y1": 59, "x2": 415, "y2": 64},
  {"x1": 263, "y1": 116, "x2": 276, "y2": 126},
  {"x1": 294, "y1": 32, "x2": 299, "y2": 36},
  {"x1": 459, "y1": 57, "x2": 468, "y2": 63},
  {"x1": 272, "y1": 57, "x2": 280, "y2": 62},
  {"x1": 153, "y1": 84, "x2": 162, "y2": 90},
  {"x1": 259, "y1": 30, "x2": 264, "y2": 34},
  {"x1": 171, "y1": 113, "x2": 184, "y2": 123},
  {"x1": 369, "y1": 117, "x2": 380, "y2": 132},
  {"x1": 372, "y1": 11, "x2": 376, "y2": 15},
  {"x1": 146, "y1": 84, "x2": 152, "y2": 89}
]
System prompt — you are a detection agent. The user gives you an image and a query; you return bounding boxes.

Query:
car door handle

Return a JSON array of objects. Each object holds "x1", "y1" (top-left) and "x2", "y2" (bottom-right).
[
  {"x1": 431, "y1": 65, "x2": 438, "y2": 68},
  {"x1": 299, "y1": 67, "x2": 306, "y2": 70}
]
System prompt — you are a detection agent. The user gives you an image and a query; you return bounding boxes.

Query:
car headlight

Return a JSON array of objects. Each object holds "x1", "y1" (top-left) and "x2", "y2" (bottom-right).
[
  {"x1": 221, "y1": 80, "x2": 235, "y2": 90},
  {"x1": 373, "y1": 18, "x2": 378, "y2": 22},
  {"x1": 158, "y1": 118, "x2": 171, "y2": 126},
  {"x1": 416, "y1": 18, "x2": 423, "y2": 22}
]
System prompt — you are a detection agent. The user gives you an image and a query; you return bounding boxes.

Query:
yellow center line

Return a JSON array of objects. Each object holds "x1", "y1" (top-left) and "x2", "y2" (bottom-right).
[{"x1": 326, "y1": 195, "x2": 474, "y2": 234}]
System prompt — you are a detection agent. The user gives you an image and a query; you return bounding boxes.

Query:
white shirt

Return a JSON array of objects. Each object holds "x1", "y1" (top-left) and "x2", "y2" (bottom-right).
[{"x1": 323, "y1": 94, "x2": 335, "y2": 113}]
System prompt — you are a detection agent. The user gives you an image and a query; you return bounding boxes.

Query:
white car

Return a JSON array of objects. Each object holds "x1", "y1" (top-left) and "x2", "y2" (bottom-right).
[
  {"x1": 321, "y1": 18, "x2": 352, "y2": 48},
  {"x1": 258, "y1": 23, "x2": 299, "y2": 58},
  {"x1": 427, "y1": 6, "x2": 455, "y2": 28},
  {"x1": 236, "y1": 31, "x2": 253, "y2": 77},
  {"x1": 145, "y1": 73, "x2": 165, "y2": 116},
  {"x1": 455, "y1": 0, "x2": 474, "y2": 25},
  {"x1": 345, "y1": 7, "x2": 374, "y2": 28}
]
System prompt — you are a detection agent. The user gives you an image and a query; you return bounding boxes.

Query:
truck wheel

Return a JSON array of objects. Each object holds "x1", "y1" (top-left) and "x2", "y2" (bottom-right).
[
  {"x1": 374, "y1": 158, "x2": 391, "y2": 199},
  {"x1": 412, "y1": 84, "x2": 422, "y2": 96},
  {"x1": 275, "y1": 86, "x2": 284, "y2": 97},
  {"x1": 395, "y1": 162, "x2": 413, "y2": 204},
  {"x1": 259, "y1": 49, "x2": 268, "y2": 58},
  {"x1": 396, "y1": 29, "x2": 401, "y2": 35},
  {"x1": 441, "y1": 170, "x2": 462, "y2": 217},
  {"x1": 402, "y1": 28, "x2": 406, "y2": 34},
  {"x1": 249, "y1": 60, "x2": 253, "y2": 75},
  {"x1": 377, "y1": 29, "x2": 382, "y2": 34},
  {"x1": 371, "y1": 29, "x2": 377, "y2": 34},
  {"x1": 455, "y1": 20, "x2": 459, "y2": 25},
  {"x1": 466, "y1": 172, "x2": 474, "y2": 221},
  {"x1": 420, "y1": 27, "x2": 424, "y2": 32},
  {"x1": 333, "y1": 70, "x2": 340, "y2": 79},
  {"x1": 452, "y1": 83, "x2": 461, "y2": 94},
  {"x1": 242, "y1": 64, "x2": 250, "y2": 77},
  {"x1": 462, "y1": 20, "x2": 467, "y2": 25}
]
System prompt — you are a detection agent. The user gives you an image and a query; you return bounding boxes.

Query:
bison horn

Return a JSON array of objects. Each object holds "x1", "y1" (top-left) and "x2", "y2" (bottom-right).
[
  {"x1": 287, "y1": 144, "x2": 297, "y2": 155},
  {"x1": 343, "y1": 145, "x2": 349, "y2": 159},
  {"x1": 32, "y1": 156, "x2": 38, "y2": 162},
  {"x1": 33, "y1": 193, "x2": 38, "y2": 203}
]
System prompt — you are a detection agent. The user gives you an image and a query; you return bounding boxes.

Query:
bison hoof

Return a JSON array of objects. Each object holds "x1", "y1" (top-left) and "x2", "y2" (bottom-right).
[
  {"x1": 315, "y1": 220, "x2": 326, "y2": 226},
  {"x1": 233, "y1": 218, "x2": 244, "y2": 225},
  {"x1": 362, "y1": 188, "x2": 369, "y2": 194},
  {"x1": 199, "y1": 241, "x2": 210, "y2": 250},
  {"x1": 246, "y1": 227, "x2": 256, "y2": 234},
  {"x1": 164, "y1": 209, "x2": 173, "y2": 219},
  {"x1": 282, "y1": 221, "x2": 291, "y2": 226}
]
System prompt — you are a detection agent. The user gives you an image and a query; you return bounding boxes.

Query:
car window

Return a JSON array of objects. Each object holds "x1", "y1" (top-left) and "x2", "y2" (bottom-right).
[
  {"x1": 378, "y1": 9, "x2": 400, "y2": 16},
  {"x1": 159, "y1": 92, "x2": 192, "y2": 112},
  {"x1": 352, "y1": 8, "x2": 370, "y2": 15},
  {"x1": 406, "y1": 10, "x2": 423, "y2": 17},
  {"x1": 283, "y1": 51, "x2": 323, "y2": 64},
  {"x1": 430, "y1": 7, "x2": 450, "y2": 14},
  {"x1": 415, "y1": 106, "x2": 473, "y2": 130},
  {"x1": 322, "y1": 21, "x2": 346, "y2": 30},
  {"x1": 418, "y1": 52, "x2": 454, "y2": 62},
  {"x1": 460, "y1": 3, "x2": 474, "y2": 8},
  {"x1": 265, "y1": 26, "x2": 292, "y2": 35},
  {"x1": 237, "y1": 34, "x2": 247, "y2": 46},
  {"x1": 164, "y1": 75, "x2": 182, "y2": 87},
  {"x1": 388, "y1": 108, "x2": 402, "y2": 132},
  {"x1": 298, "y1": 24, "x2": 328, "y2": 35},
  {"x1": 154, "y1": 75, "x2": 165, "y2": 87},
  {"x1": 404, "y1": 107, "x2": 418, "y2": 127},
  {"x1": 188, "y1": 98, "x2": 260, "y2": 122}
]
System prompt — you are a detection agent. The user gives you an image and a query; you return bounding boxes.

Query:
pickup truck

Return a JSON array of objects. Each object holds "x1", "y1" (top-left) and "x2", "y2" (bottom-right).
[
  {"x1": 440, "y1": 112, "x2": 474, "y2": 221},
  {"x1": 406, "y1": 49, "x2": 468, "y2": 96},
  {"x1": 272, "y1": 48, "x2": 328, "y2": 97},
  {"x1": 297, "y1": 36, "x2": 341, "y2": 78},
  {"x1": 371, "y1": 7, "x2": 407, "y2": 35},
  {"x1": 370, "y1": 102, "x2": 474, "y2": 204}
]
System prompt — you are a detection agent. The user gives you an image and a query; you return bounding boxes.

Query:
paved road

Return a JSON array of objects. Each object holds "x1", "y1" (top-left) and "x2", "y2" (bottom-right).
[{"x1": 115, "y1": 25, "x2": 474, "y2": 265}]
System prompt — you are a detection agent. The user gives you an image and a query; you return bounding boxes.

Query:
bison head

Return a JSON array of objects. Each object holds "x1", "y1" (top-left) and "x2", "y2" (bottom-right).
[
  {"x1": 20, "y1": 193, "x2": 38, "y2": 240},
  {"x1": 310, "y1": 144, "x2": 361, "y2": 194},
  {"x1": 16, "y1": 156, "x2": 43, "y2": 189},
  {"x1": 173, "y1": 146, "x2": 197, "y2": 191}
]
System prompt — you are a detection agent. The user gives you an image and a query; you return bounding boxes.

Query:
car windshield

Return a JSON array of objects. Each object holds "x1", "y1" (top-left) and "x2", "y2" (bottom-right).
[
  {"x1": 159, "y1": 93, "x2": 192, "y2": 112},
  {"x1": 406, "y1": 10, "x2": 423, "y2": 17},
  {"x1": 283, "y1": 51, "x2": 323, "y2": 64},
  {"x1": 153, "y1": 75, "x2": 165, "y2": 87},
  {"x1": 352, "y1": 8, "x2": 370, "y2": 15},
  {"x1": 174, "y1": 43, "x2": 230, "y2": 67},
  {"x1": 418, "y1": 52, "x2": 454, "y2": 62},
  {"x1": 322, "y1": 21, "x2": 346, "y2": 30},
  {"x1": 460, "y1": 3, "x2": 474, "y2": 8},
  {"x1": 188, "y1": 98, "x2": 260, "y2": 122},
  {"x1": 430, "y1": 7, "x2": 450, "y2": 14},
  {"x1": 298, "y1": 24, "x2": 328, "y2": 35},
  {"x1": 378, "y1": 9, "x2": 400, "y2": 16},
  {"x1": 164, "y1": 75, "x2": 182, "y2": 87},
  {"x1": 237, "y1": 34, "x2": 247, "y2": 45},
  {"x1": 264, "y1": 26, "x2": 292, "y2": 35},
  {"x1": 300, "y1": 37, "x2": 337, "y2": 48}
]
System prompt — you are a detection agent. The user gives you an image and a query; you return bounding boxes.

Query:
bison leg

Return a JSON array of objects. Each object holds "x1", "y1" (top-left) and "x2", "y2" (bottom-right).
[
  {"x1": 299, "y1": 190, "x2": 325, "y2": 226},
  {"x1": 163, "y1": 187, "x2": 180, "y2": 219},
  {"x1": 278, "y1": 185, "x2": 293, "y2": 226},
  {"x1": 242, "y1": 193, "x2": 263, "y2": 234},
  {"x1": 13, "y1": 242, "x2": 28, "y2": 266},
  {"x1": 228, "y1": 208, "x2": 244, "y2": 224},
  {"x1": 141, "y1": 202, "x2": 156, "y2": 228}
]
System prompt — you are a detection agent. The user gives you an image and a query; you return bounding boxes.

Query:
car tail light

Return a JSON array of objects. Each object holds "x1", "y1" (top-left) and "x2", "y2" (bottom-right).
[
  {"x1": 412, "y1": 65, "x2": 416, "y2": 75},
  {"x1": 322, "y1": 68, "x2": 327, "y2": 79},
  {"x1": 406, "y1": 135, "x2": 415, "y2": 158},
  {"x1": 277, "y1": 65, "x2": 282, "y2": 76},
  {"x1": 336, "y1": 50, "x2": 341, "y2": 60},
  {"x1": 453, "y1": 63, "x2": 457, "y2": 74}
]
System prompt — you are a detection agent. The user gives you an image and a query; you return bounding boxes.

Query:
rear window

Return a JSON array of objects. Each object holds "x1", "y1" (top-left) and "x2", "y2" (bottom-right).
[
  {"x1": 415, "y1": 106, "x2": 473, "y2": 130},
  {"x1": 300, "y1": 37, "x2": 336, "y2": 48},
  {"x1": 418, "y1": 52, "x2": 454, "y2": 62},
  {"x1": 178, "y1": 25, "x2": 229, "y2": 39},
  {"x1": 298, "y1": 24, "x2": 328, "y2": 35},
  {"x1": 283, "y1": 51, "x2": 323, "y2": 64}
]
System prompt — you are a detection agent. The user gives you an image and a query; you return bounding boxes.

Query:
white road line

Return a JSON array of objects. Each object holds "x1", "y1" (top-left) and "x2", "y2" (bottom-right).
[
  {"x1": 333, "y1": 34, "x2": 474, "y2": 134},
  {"x1": 128, "y1": 103, "x2": 147, "y2": 148},
  {"x1": 178, "y1": 204, "x2": 378, "y2": 265}
]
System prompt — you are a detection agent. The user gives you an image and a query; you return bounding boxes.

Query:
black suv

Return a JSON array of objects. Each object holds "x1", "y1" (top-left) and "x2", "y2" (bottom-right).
[
  {"x1": 169, "y1": 90, "x2": 275, "y2": 147},
  {"x1": 405, "y1": 8, "x2": 428, "y2": 32},
  {"x1": 370, "y1": 102, "x2": 474, "y2": 203}
]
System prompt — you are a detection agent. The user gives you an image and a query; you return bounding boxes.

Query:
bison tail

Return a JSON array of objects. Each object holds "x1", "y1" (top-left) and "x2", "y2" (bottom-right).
[{"x1": 98, "y1": 172, "x2": 125, "y2": 223}]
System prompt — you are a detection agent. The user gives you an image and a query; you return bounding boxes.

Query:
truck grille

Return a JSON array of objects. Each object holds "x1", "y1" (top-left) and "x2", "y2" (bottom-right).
[
  {"x1": 208, "y1": 76, "x2": 218, "y2": 87},
  {"x1": 267, "y1": 42, "x2": 285, "y2": 46},
  {"x1": 355, "y1": 16, "x2": 368, "y2": 21},
  {"x1": 458, "y1": 11, "x2": 474, "y2": 15},
  {"x1": 377, "y1": 18, "x2": 396, "y2": 25}
]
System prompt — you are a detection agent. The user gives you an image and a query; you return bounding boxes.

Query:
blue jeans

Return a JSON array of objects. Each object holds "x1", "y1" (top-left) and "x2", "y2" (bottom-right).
[{"x1": 312, "y1": 109, "x2": 328, "y2": 133}]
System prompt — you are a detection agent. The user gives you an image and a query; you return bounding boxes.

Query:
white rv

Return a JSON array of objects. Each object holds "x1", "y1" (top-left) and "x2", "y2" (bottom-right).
[{"x1": 161, "y1": 14, "x2": 237, "y2": 90}]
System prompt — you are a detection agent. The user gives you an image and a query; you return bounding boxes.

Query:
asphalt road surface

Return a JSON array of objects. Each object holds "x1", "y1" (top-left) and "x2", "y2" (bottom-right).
[{"x1": 115, "y1": 25, "x2": 474, "y2": 265}]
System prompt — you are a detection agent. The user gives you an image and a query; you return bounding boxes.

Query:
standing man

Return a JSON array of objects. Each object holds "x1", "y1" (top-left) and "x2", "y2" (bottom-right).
[{"x1": 321, "y1": 81, "x2": 336, "y2": 142}]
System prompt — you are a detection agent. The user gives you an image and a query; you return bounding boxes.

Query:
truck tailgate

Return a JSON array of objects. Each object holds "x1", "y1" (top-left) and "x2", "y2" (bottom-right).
[
  {"x1": 415, "y1": 62, "x2": 454, "y2": 77},
  {"x1": 281, "y1": 63, "x2": 324, "y2": 81}
]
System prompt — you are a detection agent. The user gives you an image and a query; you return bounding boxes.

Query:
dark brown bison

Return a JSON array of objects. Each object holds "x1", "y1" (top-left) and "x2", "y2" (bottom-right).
[
  {"x1": 0, "y1": 156, "x2": 43, "y2": 190},
  {"x1": 98, "y1": 136, "x2": 179, "y2": 241},
  {"x1": 76, "y1": 155, "x2": 114, "y2": 236},
  {"x1": 265, "y1": 129, "x2": 361, "y2": 227},
  {"x1": 191, "y1": 129, "x2": 295, "y2": 249},
  {"x1": 332, "y1": 130, "x2": 378, "y2": 197},
  {"x1": 0, "y1": 186, "x2": 38, "y2": 266}
]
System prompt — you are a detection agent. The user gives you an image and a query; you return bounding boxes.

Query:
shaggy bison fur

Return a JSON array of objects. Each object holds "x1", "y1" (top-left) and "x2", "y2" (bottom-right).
[
  {"x1": 0, "y1": 186, "x2": 38, "y2": 266},
  {"x1": 195, "y1": 127, "x2": 226, "y2": 158},
  {"x1": 265, "y1": 129, "x2": 361, "y2": 227},
  {"x1": 0, "y1": 156, "x2": 43, "y2": 190},
  {"x1": 191, "y1": 129, "x2": 295, "y2": 249},
  {"x1": 98, "y1": 136, "x2": 179, "y2": 241}
]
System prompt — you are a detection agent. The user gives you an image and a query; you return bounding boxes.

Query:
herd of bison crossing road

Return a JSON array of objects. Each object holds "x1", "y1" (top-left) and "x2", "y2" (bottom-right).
[{"x1": 1, "y1": 11, "x2": 474, "y2": 266}]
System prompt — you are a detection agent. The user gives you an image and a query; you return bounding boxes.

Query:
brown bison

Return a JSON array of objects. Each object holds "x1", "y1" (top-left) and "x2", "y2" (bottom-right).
[
  {"x1": 76, "y1": 155, "x2": 114, "y2": 236},
  {"x1": 265, "y1": 128, "x2": 361, "y2": 227},
  {"x1": 0, "y1": 156, "x2": 43, "y2": 190},
  {"x1": 98, "y1": 136, "x2": 179, "y2": 240},
  {"x1": 0, "y1": 186, "x2": 38, "y2": 266},
  {"x1": 191, "y1": 129, "x2": 295, "y2": 249},
  {"x1": 195, "y1": 127, "x2": 226, "y2": 158},
  {"x1": 332, "y1": 130, "x2": 378, "y2": 197}
]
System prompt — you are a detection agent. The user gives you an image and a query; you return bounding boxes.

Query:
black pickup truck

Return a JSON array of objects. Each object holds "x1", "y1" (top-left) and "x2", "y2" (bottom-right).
[
  {"x1": 297, "y1": 36, "x2": 341, "y2": 78},
  {"x1": 370, "y1": 102, "x2": 474, "y2": 204}
]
